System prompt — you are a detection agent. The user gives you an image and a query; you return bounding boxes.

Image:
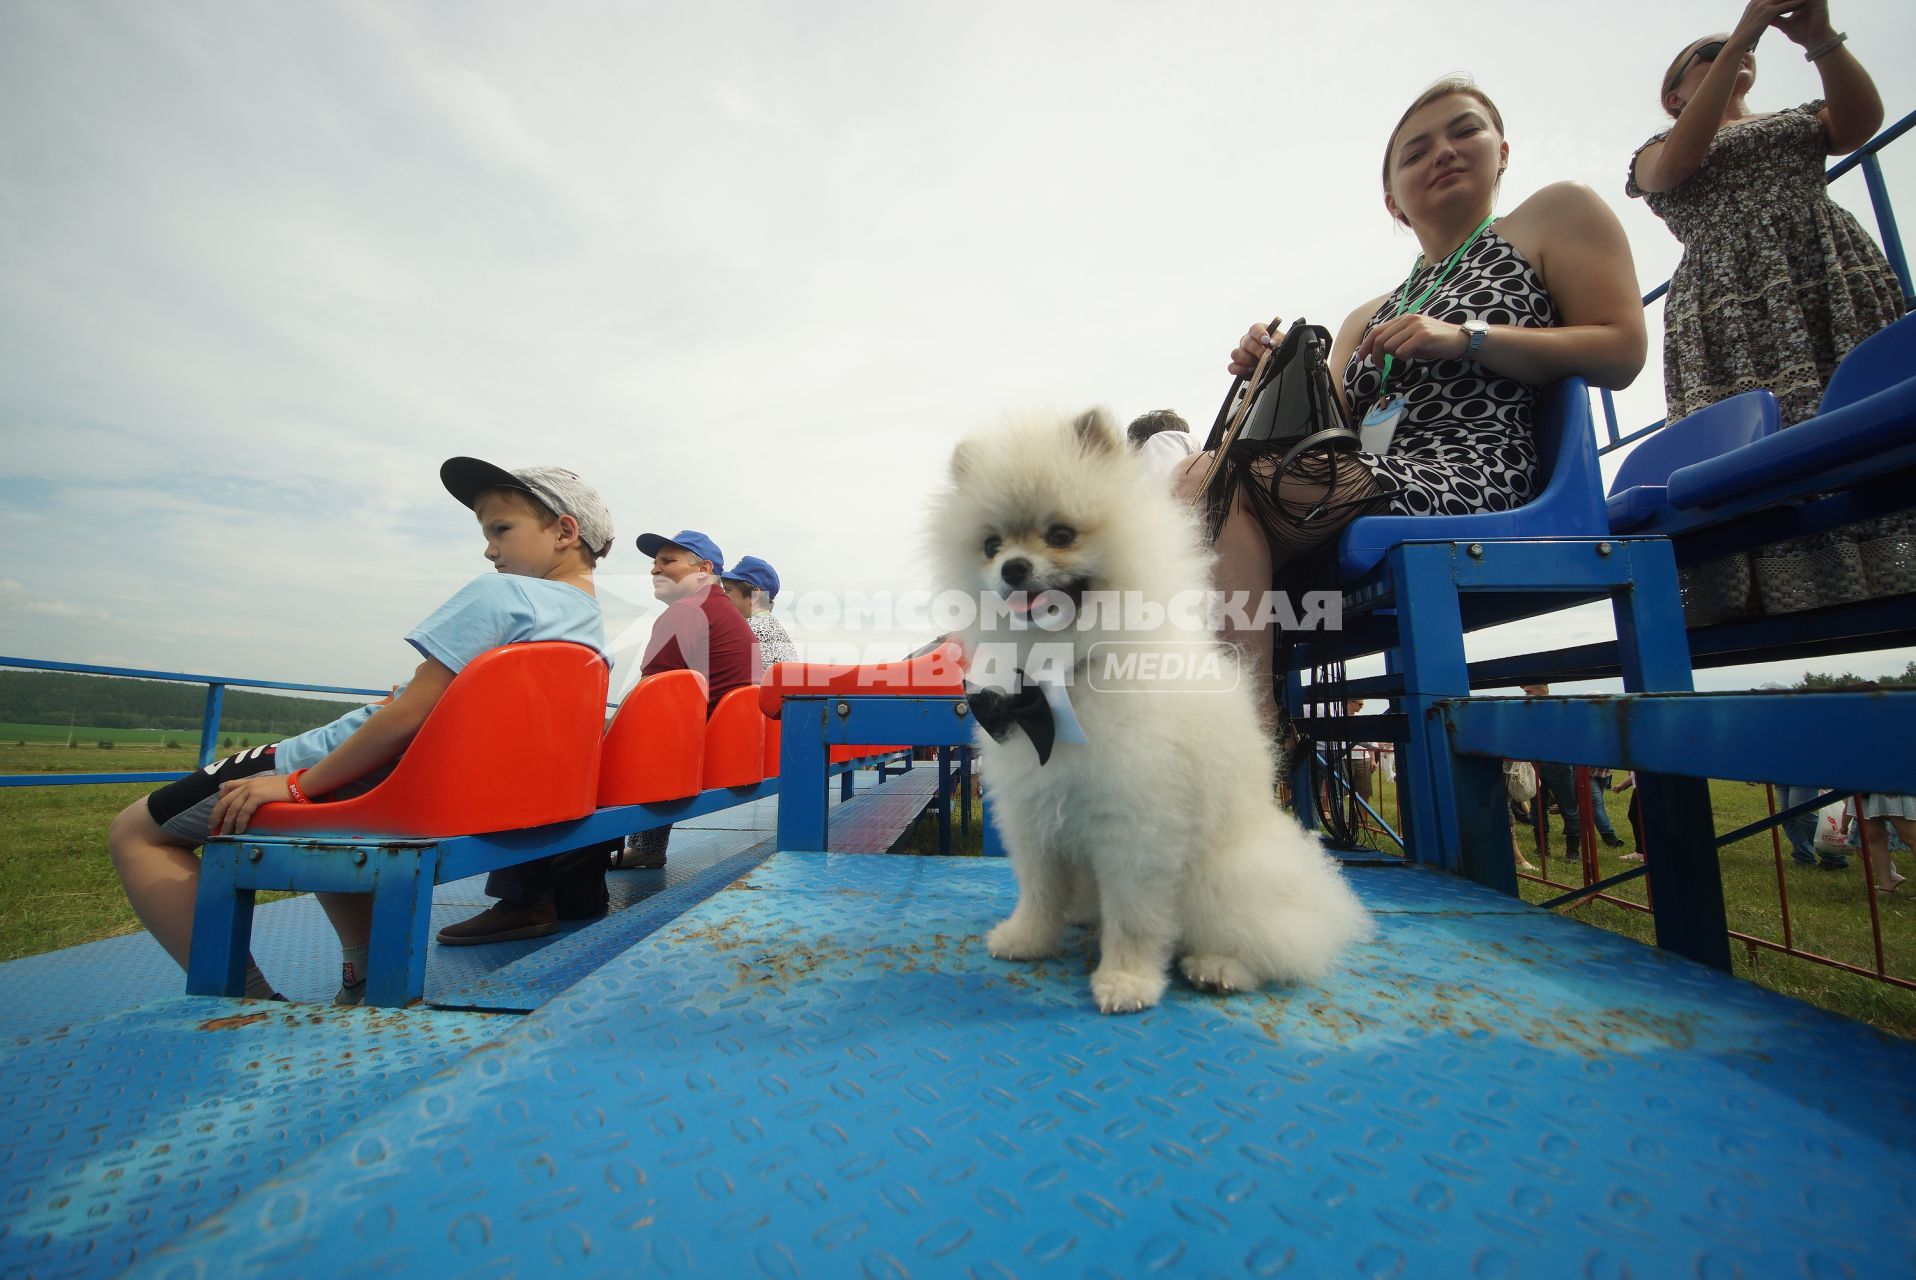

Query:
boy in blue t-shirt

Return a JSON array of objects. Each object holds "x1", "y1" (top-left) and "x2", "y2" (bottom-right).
[{"x1": 107, "y1": 457, "x2": 614, "y2": 1005}]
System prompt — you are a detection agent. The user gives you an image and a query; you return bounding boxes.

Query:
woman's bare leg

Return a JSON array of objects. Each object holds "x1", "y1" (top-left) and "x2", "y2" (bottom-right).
[
  {"x1": 1175, "y1": 456, "x2": 1277, "y2": 729},
  {"x1": 1862, "y1": 816, "x2": 1904, "y2": 889},
  {"x1": 1176, "y1": 450, "x2": 1389, "y2": 732}
]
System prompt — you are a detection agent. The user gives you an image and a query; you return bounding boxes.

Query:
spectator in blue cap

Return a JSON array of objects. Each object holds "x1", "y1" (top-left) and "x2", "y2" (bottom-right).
[
  {"x1": 721, "y1": 555, "x2": 797, "y2": 667},
  {"x1": 604, "y1": 529, "x2": 762, "y2": 872}
]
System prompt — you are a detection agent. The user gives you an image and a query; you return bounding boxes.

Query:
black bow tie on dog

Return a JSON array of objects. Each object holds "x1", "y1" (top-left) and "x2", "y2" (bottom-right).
[{"x1": 966, "y1": 678, "x2": 1058, "y2": 765}]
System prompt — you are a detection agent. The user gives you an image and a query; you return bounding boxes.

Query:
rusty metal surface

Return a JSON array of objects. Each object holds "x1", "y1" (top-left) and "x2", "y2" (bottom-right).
[
  {"x1": 0, "y1": 837, "x2": 758, "y2": 1039},
  {"x1": 433, "y1": 768, "x2": 944, "y2": 1011},
  {"x1": 131, "y1": 855, "x2": 1916, "y2": 1279},
  {"x1": 0, "y1": 997, "x2": 500, "y2": 1280}
]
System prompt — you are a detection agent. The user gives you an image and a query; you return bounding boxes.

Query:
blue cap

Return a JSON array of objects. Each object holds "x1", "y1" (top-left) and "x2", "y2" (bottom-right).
[
  {"x1": 721, "y1": 555, "x2": 780, "y2": 600},
  {"x1": 635, "y1": 529, "x2": 725, "y2": 574}
]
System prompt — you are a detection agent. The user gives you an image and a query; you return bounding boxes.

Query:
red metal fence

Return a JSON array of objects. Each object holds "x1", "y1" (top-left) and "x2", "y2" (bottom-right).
[{"x1": 1516, "y1": 767, "x2": 1912, "y2": 992}]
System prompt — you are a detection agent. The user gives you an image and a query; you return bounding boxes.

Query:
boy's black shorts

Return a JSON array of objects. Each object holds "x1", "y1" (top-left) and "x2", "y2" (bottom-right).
[{"x1": 146, "y1": 744, "x2": 280, "y2": 846}]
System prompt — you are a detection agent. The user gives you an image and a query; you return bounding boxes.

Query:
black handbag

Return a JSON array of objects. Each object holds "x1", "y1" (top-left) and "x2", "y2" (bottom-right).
[{"x1": 1196, "y1": 319, "x2": 1363, "y2": 543}]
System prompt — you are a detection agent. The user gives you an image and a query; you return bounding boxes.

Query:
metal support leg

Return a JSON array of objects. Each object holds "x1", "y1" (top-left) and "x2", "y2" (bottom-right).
[
  {"x1": 366, "y1": 848, "x2": 438, "y2": 1007},
  {"x1": 1282, "y1": 667, "x2": 1316, "y2": 831},
  {"x1": 937, "y1": 747, "x2": 952, "y2": 855},
  {"x1": 777, "y1": 701, "x2": 831, "y2": 852},
  {"x1": 981, "y1": 789, "x2": 1007, "y2": 858},
  {"x1": 185, "y1": 842, "x2": 254, "y2": 997},
  {"x1": 959, "y1": 748, "x2": 972, "y2": 841},
  {"x1": 1612, "y1": 539, "x2": 1731, "y2": 971},
  {"x1": 197, "y1": 683, "x2": 227, "y2": 769},
  {"x1": 840, "y1": 768, "x2": 855, "y2": 802},
  {"x1": 1392, "y1": 544, "x2": 1473, "y2": 876}
]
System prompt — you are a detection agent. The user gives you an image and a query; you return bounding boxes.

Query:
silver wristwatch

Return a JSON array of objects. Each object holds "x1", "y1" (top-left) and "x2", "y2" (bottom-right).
[{"x1": 1461, "y1": 319, "x2": 1490, "y2": 358}]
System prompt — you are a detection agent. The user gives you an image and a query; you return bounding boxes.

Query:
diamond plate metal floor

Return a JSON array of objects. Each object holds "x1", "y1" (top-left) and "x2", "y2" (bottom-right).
[
  {"x1": 0, "y1": 997, "x2": 502, "y2": 1280},
  {"x1": 126, "y1": 855, "x2": 1916, "y2": 1279},
  {"x1": 0, "y1": 767, "x2": 925, "y2": 1039}
]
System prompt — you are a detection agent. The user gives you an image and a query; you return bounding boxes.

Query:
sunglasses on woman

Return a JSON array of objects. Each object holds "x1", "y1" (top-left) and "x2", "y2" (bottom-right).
[{"x1": 1665, "y1": 40, "x2": 1728, "y2": 95}]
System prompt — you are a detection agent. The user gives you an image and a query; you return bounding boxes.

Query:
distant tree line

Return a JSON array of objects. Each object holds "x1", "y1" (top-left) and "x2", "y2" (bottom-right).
[
  {"x1": 0, "y1": 671, "x2": 365, "y2": 735},
  {"x1": 1796, "y1": 662, "x2": 1916, "y2": 690}
]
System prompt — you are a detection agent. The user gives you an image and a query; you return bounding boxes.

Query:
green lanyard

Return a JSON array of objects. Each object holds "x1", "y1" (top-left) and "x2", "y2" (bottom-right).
[{"x1": 1376, "y1": 212, "x2": 1497, "y2": 399}]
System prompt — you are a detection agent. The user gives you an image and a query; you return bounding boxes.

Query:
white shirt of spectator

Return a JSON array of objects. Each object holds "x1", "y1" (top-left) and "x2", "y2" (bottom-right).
[{"x1": 1136, "y1": 430, "x2": 1196, "y2": 475}]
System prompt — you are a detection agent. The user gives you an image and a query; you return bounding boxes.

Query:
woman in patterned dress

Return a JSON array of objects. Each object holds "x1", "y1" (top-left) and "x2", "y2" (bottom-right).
[
  {"x1": 1178, "y1": 77, "x2": 1647, "y2": 724},
  {"x1": 1629, "y1": 1, "x2": 1901, "y2": 619}
]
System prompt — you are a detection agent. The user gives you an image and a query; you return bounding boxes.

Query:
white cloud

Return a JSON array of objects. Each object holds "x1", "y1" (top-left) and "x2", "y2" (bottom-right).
[{"x1": 1, "y1": 0, "x2": 1911, "y2": 695}]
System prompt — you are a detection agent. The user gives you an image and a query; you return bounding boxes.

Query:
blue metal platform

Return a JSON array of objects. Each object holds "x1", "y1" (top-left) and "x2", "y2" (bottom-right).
[
  {"x1": 0, "y1": 998, "x2": 502, "y2": 1280},
  {"x1": 46, "y1": 852, "x2": 1908, "y2": 1280},
  {"x1": 0, "y1": 766, "x2": 934, "y2": 1037}
]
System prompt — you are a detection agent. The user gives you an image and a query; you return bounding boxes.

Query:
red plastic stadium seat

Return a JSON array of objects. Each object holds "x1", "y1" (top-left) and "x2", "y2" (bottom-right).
[
  {"x1": 254, "y1": 642, "x2": 609, "y2": 838},
  {"x1": 761, "y1": 714, "x2": 782, "y2": 780},
  {"x1": 703, "y1": 685, "x2": 767, "y2": 789},
  {"x1": 599, "y1": 669, "x2": 708, "y2": 806},
  {"x1": 758, "y1": 643, "x2": 966, "y2": 719}
]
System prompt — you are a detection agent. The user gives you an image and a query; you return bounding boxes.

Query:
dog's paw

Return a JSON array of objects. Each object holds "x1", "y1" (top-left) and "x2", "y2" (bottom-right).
[
  {"x1": 987, "y1": 917, "x2": 1061, "y2": 961},
  {"x1": 1178, "y1": 954, "x2": 1257, "y2": 995},
  {"x1": 1089, "y1": 966, "x2": 1166, "y2": 1015}
]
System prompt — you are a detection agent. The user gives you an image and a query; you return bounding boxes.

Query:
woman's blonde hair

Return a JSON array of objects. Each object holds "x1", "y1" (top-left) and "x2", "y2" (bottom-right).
[
  {"x1": 1661, "y1": 33, "x2": 1732, "y2": 118},
  {"x1": 1381, "y1": 74, "x2": 1506, "y2": 223}
]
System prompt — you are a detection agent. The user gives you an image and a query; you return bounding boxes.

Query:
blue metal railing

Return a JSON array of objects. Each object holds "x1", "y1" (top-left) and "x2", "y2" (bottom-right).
[
  {"x1": 0, "y1": 655, "x2": 384, "y2": 789},
  {"x1": 1597, "y1": 108, "x2": 1916, "y2": 454}
]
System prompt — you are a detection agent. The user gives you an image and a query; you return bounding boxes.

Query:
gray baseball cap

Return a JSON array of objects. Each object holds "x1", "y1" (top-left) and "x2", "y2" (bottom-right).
[{"x1": 440, "y1": 457, "x2": 615, "y2": 558}]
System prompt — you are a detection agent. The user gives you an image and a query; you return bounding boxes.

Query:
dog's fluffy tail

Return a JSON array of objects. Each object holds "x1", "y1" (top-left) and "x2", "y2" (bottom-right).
[{"x1": 1180, "y1": 814, "x2": 1374, "y2": 986}]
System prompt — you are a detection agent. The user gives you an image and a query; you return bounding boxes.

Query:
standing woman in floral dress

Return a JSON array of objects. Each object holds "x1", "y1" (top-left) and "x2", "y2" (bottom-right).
[{"x1": 1628, "y1": 0, "x2": 1904, "y2": 620}]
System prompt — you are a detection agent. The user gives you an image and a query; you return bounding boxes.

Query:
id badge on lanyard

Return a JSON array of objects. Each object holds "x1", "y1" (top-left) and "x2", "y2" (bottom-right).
[
  {"x1": 1362, "y1": 213, "x2": 1494, "y2": 459},
  {"x1": 1360, "y1": 394, "x2": 1406, "y2": 456}
]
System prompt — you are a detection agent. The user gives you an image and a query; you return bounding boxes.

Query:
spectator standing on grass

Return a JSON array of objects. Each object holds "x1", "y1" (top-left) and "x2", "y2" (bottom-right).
[
  {"x1": 1775, "y1": 781, "x2": 1848, "y2": 869},
  {"x1": 1518, "y1": 685, "x2": 1584, "y2": 861},
  {"x1": 1586, "y1": 767, "x2": 1626, "y2": 849},
  {"x1": 1615, "y1": 772, "x2": 1646, "y2": 863},
  {"x1": 1859, "y1": 794, "x2": 1915, "y2": 894}
]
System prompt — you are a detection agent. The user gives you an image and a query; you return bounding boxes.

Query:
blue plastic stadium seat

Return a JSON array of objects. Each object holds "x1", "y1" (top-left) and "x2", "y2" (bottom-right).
[
  {"x1": 1605, "y1": 390, "x2": 1779, "y2": 532},
  {"x1": 1337, "y1": 378, "x2": 1605, "y2": 580},
  {"x1": 1667, "y1": 375, "x2": 1916, "y2": 511},
  {"x1": 1819, "y1": 311, "x2": 1916, "y2": 414}
]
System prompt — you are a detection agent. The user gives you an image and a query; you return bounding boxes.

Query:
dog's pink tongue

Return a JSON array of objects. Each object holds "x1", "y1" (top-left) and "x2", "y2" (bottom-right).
[{"x1": 1006, "y1": 592, "x2": 1036, "y2": 616}]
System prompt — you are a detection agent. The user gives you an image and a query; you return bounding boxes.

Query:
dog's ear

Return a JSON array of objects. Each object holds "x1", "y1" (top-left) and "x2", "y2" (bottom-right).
[
  {"x1": 1071, "y1": 407, "x2": 1118, "y2": 456},
  {"x1": 948, "y1": 439, "x2": 975, "y2": 482}
]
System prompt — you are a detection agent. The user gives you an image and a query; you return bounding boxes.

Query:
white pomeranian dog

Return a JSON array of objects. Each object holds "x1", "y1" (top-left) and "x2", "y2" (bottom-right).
[{"x1": 927, "y1": 408, "x2": 1372, "y2": 1014}]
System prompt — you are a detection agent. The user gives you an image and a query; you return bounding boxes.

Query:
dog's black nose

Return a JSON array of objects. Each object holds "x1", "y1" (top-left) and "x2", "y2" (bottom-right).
[{"x1": 1000, "y1": 557, "x2": 1031, "y2": 587}]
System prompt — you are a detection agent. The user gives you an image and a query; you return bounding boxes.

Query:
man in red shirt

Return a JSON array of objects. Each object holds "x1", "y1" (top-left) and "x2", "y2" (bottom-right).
[
  {"x1": 608, "y1": 530, "x2": 764, "y2": 873},
  {"x1": 635, "y1": 530, "x2": 762, "y2": 713},
  {"x1": 438, "y1": 529, "x2": 761, "y2": 944}
]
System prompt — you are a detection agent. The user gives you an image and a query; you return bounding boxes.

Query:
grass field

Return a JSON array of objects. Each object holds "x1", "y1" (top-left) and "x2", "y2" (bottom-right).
[
  {"x1": 0, "y1": 721, "x2": 204, "y2": 748},
  {"x1": 9, "y1": 738, "x2": 1914, "y2": 1039},
  {"x1": 0, "y1": 741, "x2": 285, "y2": 961}
]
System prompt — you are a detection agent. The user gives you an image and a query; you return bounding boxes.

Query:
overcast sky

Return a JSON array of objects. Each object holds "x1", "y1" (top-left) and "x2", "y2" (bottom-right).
[{"x1": 3, "y1": 0, "x2": 1912, "y2": 704}]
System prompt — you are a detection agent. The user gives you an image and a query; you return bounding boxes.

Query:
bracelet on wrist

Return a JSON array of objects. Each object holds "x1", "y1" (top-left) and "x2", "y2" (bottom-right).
[
  {"x1": 1805, "y1": 31, "x2": 1848, "y2": 62},
  {"x1": 286, "y1": 769, "x2": 313, "y2": 804}
]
